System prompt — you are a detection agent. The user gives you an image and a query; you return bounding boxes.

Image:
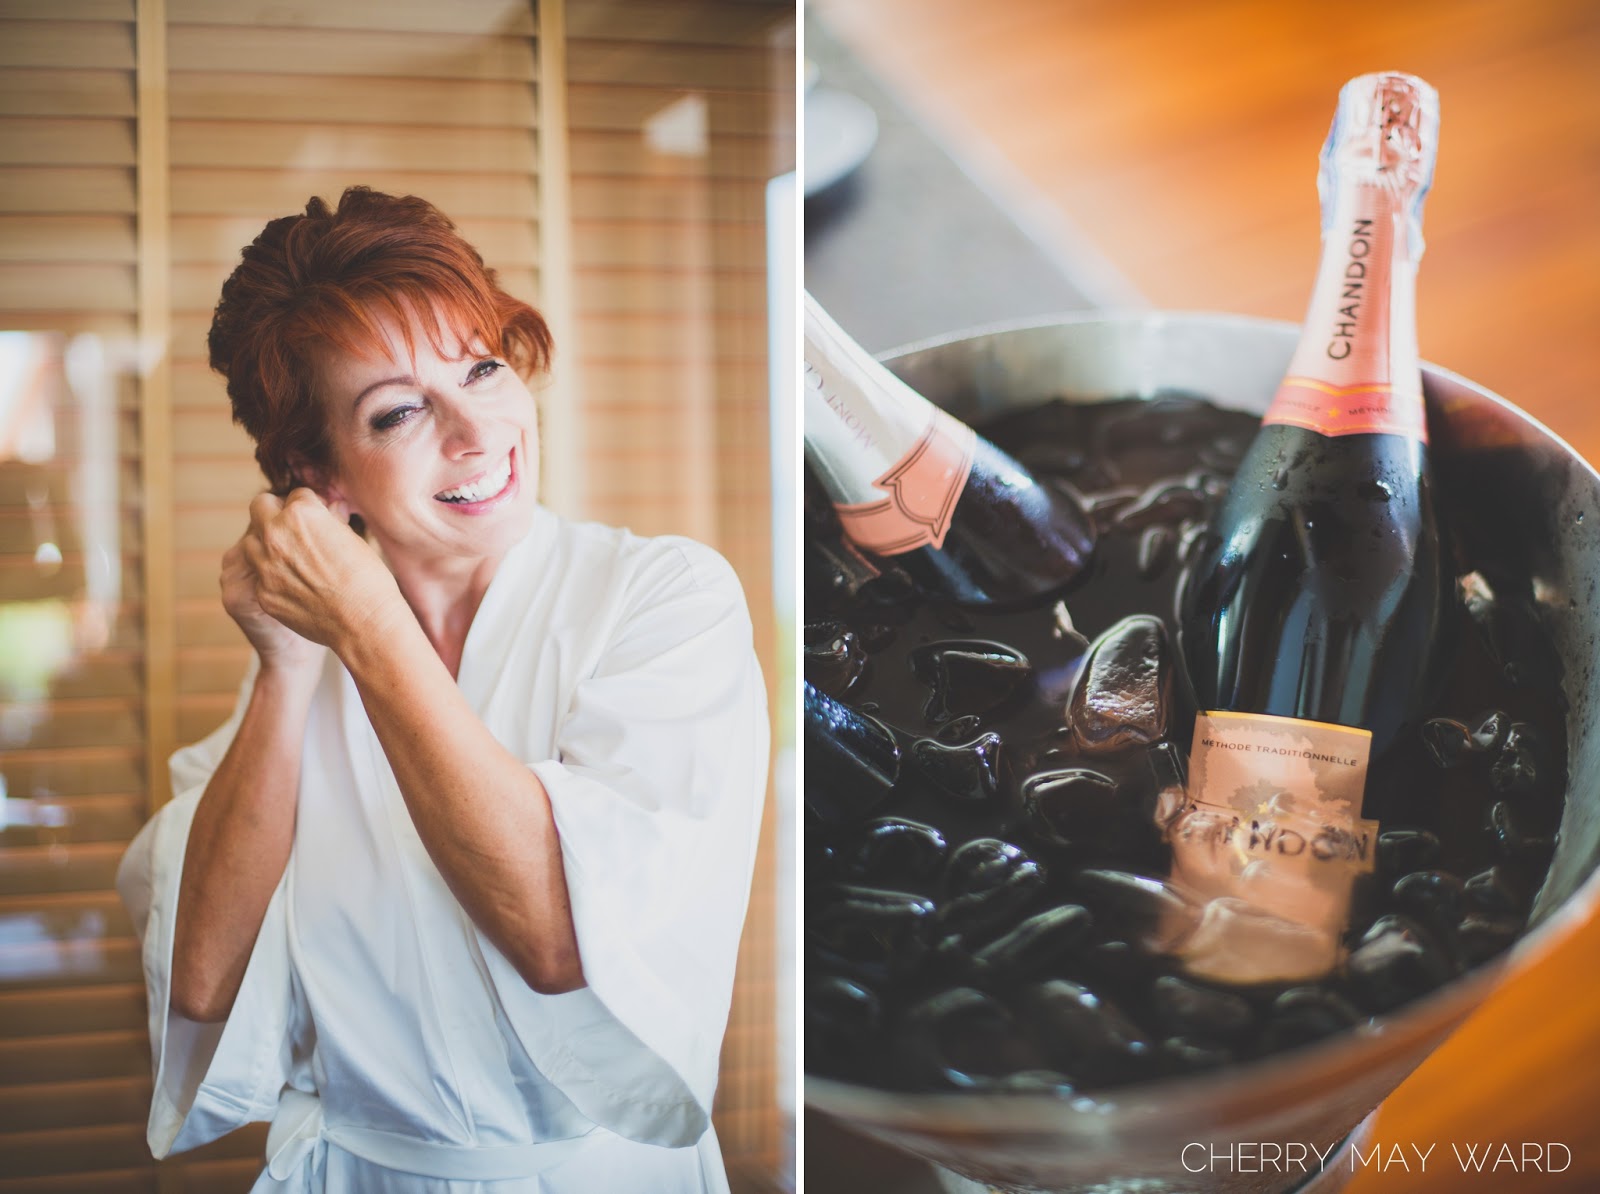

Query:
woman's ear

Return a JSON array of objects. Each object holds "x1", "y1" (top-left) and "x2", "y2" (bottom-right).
[{"x1": 288, "y1": 455, "x2": 355, "y2": 523}]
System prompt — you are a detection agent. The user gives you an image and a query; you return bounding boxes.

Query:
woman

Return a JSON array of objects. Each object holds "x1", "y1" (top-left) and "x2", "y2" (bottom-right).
[{"x1": 116, "y1": 188, "x2": 768, "y2": 1192}]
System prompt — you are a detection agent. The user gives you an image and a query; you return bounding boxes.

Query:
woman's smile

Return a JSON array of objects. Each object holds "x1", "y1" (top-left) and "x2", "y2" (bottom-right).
[{"x1": 435, "y1": 448, "x2": 518, "y2": 511}]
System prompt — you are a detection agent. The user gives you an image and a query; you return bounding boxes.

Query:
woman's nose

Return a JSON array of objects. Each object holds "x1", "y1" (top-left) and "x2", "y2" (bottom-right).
[{"x1": 437, "y1": 401, "x2": 491, "y2": 457}]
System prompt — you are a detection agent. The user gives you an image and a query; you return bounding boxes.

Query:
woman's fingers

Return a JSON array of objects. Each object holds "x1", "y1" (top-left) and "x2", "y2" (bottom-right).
[
  {"x1": 248, "y1": 491, "x2": 284, "y2": 537},
  {"x1": 234, "y1": 488, "x2": 398, "y2": 652},
  {"x1": 237, "y1": 518, "x2": 265, "y2": 565}
]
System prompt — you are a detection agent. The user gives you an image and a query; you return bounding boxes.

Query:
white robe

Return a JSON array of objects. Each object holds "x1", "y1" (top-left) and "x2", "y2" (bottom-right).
[{"x1": 117, "y1": 508, "x2": 769, "y2": 1192}]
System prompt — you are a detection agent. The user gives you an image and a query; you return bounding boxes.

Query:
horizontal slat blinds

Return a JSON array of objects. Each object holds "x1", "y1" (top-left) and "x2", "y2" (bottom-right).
[
  {"x1": 0, "y1": 4, "x2": 151, "y2": 1189},
  {"x1": 564, "y1": 1, "x2": 792, "y2": 1179}
]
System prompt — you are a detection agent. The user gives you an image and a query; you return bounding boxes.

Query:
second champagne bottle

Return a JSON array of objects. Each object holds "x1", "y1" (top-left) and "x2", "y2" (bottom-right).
[{"x1": 804, "y1": 295, "x2": 1097, "y2": 608}]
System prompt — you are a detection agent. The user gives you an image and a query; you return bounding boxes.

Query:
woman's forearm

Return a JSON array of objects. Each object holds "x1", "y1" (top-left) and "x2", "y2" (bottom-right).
[
  {"x1": 171, "y1": 663, "x2": 316, "y2": 1022},
  {"x1": 339, "y1": 616, "x2": 585, "y2": 995}
]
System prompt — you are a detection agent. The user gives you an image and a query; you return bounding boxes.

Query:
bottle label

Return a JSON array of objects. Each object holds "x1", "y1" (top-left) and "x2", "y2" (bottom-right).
[
  {"x1": 833, "y1": 407, "x2": 976, "y2": 554},
  {"x1": 1264, "y1": 183, "x2": 1428, "y2": 442},
  {"x1": 1164, "y1": 711, "x2": 1378, "y2": 983},
  {"x1": 803, "y1": 355, "x2": 977, "y2": 556}
]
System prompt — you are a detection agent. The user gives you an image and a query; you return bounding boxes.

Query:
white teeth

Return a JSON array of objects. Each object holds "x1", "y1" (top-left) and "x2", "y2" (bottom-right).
[{"x1": 436, "y1": 455, "x2": 512, "y2": 503}]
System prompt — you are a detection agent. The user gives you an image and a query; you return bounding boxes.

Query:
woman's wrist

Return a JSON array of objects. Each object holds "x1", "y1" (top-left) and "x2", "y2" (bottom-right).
[
  {"x1": 331, "y1": 594, "x2": 428, "y2": 684},
  {"x1": 254, "y1": 647, "x2": 324, "y2": 702}
]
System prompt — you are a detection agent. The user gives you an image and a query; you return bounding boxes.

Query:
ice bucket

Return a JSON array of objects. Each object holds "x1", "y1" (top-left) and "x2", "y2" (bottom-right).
[{"x1": 805, "y1": 312, "x2": 1600, "y2": 1194}]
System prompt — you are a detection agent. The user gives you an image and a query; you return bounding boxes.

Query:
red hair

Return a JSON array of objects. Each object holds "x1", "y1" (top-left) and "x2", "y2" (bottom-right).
[{"x1": 208, "y1": 187, "x2": 552, "y2": 494}]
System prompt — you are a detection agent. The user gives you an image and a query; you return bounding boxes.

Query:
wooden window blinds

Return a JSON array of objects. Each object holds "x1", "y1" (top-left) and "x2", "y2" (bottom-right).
[{"x1": 0, "y1": 1, "x2": 793, "y2": 1189}]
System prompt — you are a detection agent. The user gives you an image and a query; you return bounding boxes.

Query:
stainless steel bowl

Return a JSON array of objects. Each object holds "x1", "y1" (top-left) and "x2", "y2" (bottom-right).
[{"x1": 806, "y1": 311, "x2": 1600, "y2": 1194}]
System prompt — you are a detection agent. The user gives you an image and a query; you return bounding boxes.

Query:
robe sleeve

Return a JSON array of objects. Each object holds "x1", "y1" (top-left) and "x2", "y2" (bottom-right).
[
  {"x1": 117, "y1": 655, "x2": 315, "y2": 1158},
  {"x1": 481, "y1": 539, "x2": 769, "y2": 1148}
]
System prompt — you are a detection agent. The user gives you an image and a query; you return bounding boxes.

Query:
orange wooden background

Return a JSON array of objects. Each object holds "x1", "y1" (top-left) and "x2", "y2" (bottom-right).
[{"x1": 814, "y1": 1, "x2": 1600, "y2": 1189}]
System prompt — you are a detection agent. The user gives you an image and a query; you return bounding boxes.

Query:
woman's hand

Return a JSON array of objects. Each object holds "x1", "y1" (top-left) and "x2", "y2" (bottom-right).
[
  {"x1": 221, "y1": 527, "x2": 320, "y2": 674},
  {"x1": 239, "y1": 489, "x2": 407, "y2": 658}
]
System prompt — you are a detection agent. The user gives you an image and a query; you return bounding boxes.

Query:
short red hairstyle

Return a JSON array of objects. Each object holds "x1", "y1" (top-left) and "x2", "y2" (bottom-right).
[{"x1": 208, "y1": 187, "x2": 552, "y2": 494}]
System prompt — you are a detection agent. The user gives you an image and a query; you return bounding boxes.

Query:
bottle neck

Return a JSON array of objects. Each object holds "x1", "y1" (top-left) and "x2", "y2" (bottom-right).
[
  {"x1": 803, "y1": 300, "x2": 977, "y2": 556},
  {"x1": 1266, "y1": 178, "x2": 1427, "y2": 442}
]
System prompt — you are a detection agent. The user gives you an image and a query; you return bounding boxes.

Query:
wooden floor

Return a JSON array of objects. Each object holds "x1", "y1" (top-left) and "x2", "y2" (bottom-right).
[{"x1": 813, "y1": 1, "x2": 1600, "y2": 1187}]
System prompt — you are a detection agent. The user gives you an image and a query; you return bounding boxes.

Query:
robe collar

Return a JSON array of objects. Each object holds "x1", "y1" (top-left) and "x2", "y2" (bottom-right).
[{"x1": 454, "y1": 503, "x2": 561, "y2": 706}]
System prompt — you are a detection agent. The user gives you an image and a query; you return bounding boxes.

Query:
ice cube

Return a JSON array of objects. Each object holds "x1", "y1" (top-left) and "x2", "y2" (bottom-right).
[
  {"x1": 934, "y1": 714, "x2": 983, "y2": 744},
  {"x1": 1072, "y1": 868, "x2": 1201, "y2": 955},
  {"x1": 1084, "y1": 487, "x2": 1141, "y2": 533},
  {"x1": 1391, "y1": 870, "x2": 1467, "y2": 940},
  {"x1": 1070, "y1": 615, "x2": 1171, "y2": 752},
  {"x1": 1345, "y1": 914, "x2": 1455, "y2": 1012},
  {"x1": 1178, "y1": 897, "x2": 1341, "y2": 985},
  {"x1": 911, "y1": 732, "x2": 1008, "y2": 807},
  {"x1": 1487, "y1": 799, "x2": 1553, "y2": 867},
  {"x1": 968, "y1": 905, "x2": 1094, "y2": 980},
  {"x1": 1019, "y1": 979, "x2": 1152, "y2": 1085},
  {"x1": 1113, "y1": 481, "x2": 1206, "y2": 532},
  {"x1": 806, "y1": 974, "x2": 881, "y2": 1055},
  {"x1": 803, "y1": 620, "x2": 867, "y2": 698},
  {"x1": 1022, "y1": 767, "x2": 1122, "y2": 852},
  {"x1": 1260, "y1": 987, "x2": 1361, "y2": 1051},
  {"x1": 810, "y1": 885, "x2": 937, "y2": 975},
  {"x1": 909, "y1": 639, "x2": 1032, "y2": 724},
  {"x1": 1149, "y1": 975, "x2": 1256, "y2": 1044},
  {"x1": 846, "y1": 818, "x2": 948, "y2": 888},
  {"x1": 1470, "y1": 709, "x2": 1511, "y2": 752},
  {"x1": 1420, "y1": 717, "x2": 1473, "y2": 769},
  {"x1": 1376, "y1": 828, "x2": 1442, "y2": 878},
  {"x1": 897, "y1": 987, "x2": 1033, "y2": 1089},
  {"x1": 1489, "y1": 722, "x2": 1542, "y2": 797},
  {"x1": 940, "y1": 838, "x2": 1047, "y2": 942}
]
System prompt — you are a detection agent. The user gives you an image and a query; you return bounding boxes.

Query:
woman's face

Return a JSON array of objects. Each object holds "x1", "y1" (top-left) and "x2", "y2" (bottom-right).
[{"x1": 310, "y1": 304, "x2": 540, "y2": 569}]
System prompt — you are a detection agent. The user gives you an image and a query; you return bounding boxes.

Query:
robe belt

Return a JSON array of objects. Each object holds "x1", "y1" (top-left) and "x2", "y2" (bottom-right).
[{"x1": 266, "y1": 1088, "x2": 603, "y2": 1181}]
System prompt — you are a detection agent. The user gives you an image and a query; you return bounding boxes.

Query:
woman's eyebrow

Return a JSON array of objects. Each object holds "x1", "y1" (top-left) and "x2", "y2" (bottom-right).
[{"x1": 352, "y1": 375, "x2": 415, "y2": 411}]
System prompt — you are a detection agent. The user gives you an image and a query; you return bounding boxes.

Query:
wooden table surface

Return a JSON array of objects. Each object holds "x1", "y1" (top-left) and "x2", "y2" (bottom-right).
[{"x1": 810, "y1": 1, "x2": 1600, "y2": 1189}]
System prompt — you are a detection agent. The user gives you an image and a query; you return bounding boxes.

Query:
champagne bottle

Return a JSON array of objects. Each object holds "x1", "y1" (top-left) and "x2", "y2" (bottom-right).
[
  {"x1": 804, "y1": 294, "x2": 1096, "y2": 607},
  {"x1": 1170, "y1": 72, "x2": 1446, "y2": 983}
]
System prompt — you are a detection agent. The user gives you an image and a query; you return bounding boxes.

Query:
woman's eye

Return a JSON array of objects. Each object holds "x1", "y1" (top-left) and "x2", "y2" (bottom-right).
[
  {"x1": 468, "y1": 359, "x2": 505, "y2": 383},
  {"x1": 372, "y1": 405, "x2": 418, "y2": 431}
]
